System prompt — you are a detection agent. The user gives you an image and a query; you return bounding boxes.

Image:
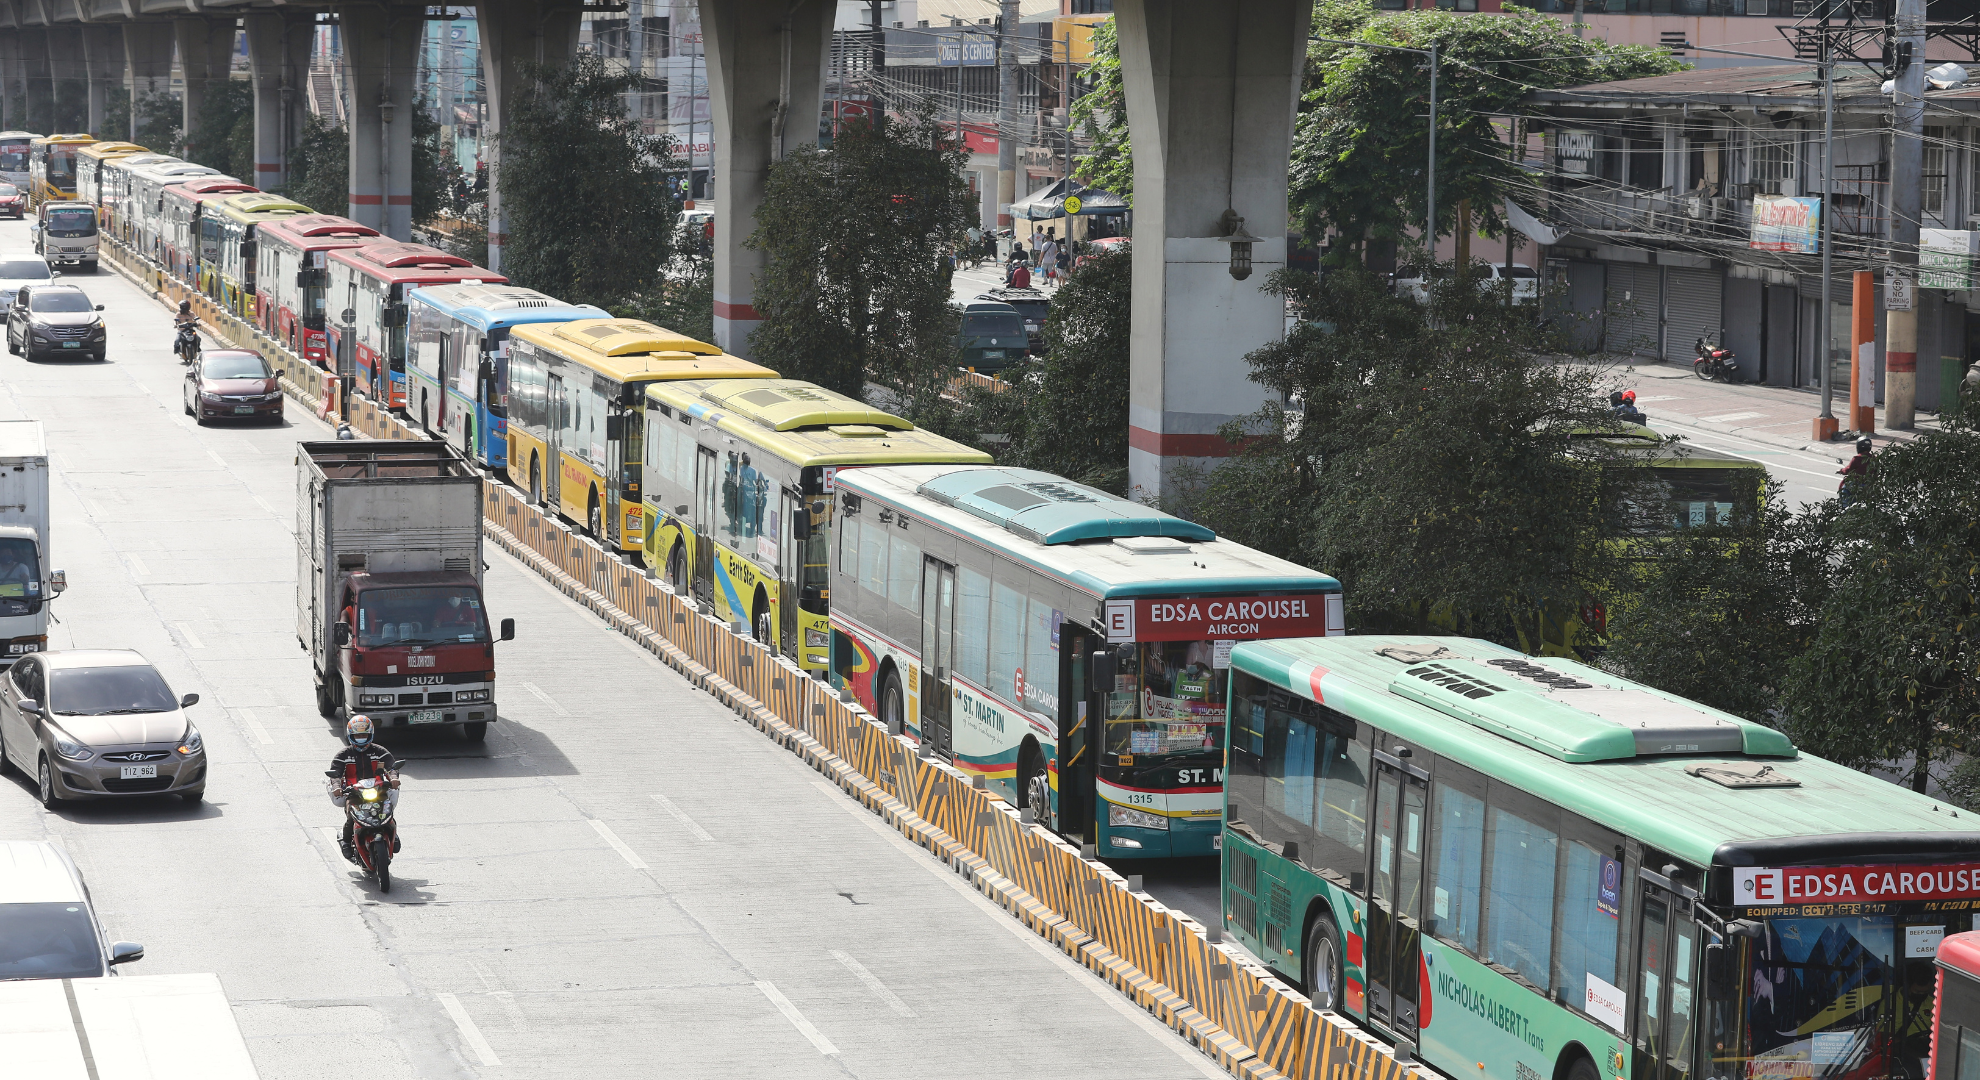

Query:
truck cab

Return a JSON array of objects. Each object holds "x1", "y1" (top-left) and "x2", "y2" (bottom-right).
[
  {"x1": 328, "y1": 571, "x2": 511, "y2": 739},
  {"x1": 0, "y1": 524, "x2": 59, "y2": 664},
  {"x1": 31, "y1": 200, "x2": 98, "y2": 270}
]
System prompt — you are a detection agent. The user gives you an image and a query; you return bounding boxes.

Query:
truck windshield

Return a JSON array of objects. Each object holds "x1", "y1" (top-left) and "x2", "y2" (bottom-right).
[
  {"x1": 0, "y1": 902, "x2": 103, "y2": 980},
  {"x1": 49, "y1": 665, "x2": 179, "y2": 715},
  {"x1": 44, "y1": 209, "x2": 94, "y2": 237},
  {"x1": 1102, "y1": 640, "x2": 1227, "y2": 758},
  {"x1": 0, "y1": 536, "x2": 40, "y2": 615},
  {"x1": 356, "y1": 586, "x2": 488, "y2": 646}
]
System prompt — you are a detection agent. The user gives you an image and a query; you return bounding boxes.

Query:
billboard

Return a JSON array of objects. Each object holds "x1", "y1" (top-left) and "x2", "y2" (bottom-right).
[
  {"x1": 1922, "y1": 228, "x2": 1980, "y2": 290},
  {"x1": 1749, "y1": 195, "x2": 1821, "y2": 253}
]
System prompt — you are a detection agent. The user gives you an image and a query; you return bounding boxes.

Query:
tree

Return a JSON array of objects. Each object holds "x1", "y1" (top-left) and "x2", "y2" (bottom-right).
[
  {"x1": 497, "y1": 52, "x2": 679, "y2": 310},
  {"x1": 130, "y1": 91, "x2": 183, "y2": 155},
  {"x1": 616, "y1": 251, "x2": 714, "y2": 345},
  {"x1": 1070, "y1": 18, "x2": 1130, "y2": 200},
  {"x1": 1189, "y1": 264, "x2": 1642, "y2": 653},
  {"x1": 186, "y1": 79, "x2": 252, "y2": 178},
  {"x1": 1292, "y1": 0, "x2": 1678, "y2": 258},
  {"x1": 283, "y1": 114, "x2": 348, "y2": 216},
  {"x1": 747, "y1": 110, "x2": 972, "y2": 400}
]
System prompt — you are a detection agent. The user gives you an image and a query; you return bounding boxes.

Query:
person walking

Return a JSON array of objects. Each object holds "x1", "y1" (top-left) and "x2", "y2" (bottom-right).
[{"x1": 1036, "y1": 233, "x2": 1060, "y2": 285}]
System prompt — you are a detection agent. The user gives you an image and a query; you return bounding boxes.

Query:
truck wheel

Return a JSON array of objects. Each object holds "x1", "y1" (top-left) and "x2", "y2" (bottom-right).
[{"x1": 461, "y1": 721, "x2": 488, "y2": 743}]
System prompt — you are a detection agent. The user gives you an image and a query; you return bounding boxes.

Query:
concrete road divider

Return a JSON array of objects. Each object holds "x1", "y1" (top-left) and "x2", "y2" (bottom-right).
[{"x1": 97, "y1": 236, "x2": 1421, "y2": 1080}]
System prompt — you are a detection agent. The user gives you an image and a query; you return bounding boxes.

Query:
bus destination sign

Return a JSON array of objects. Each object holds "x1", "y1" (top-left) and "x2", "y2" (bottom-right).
[
  {"x1": 1107, "y1": 594, "x2": 1333, "y2": 643},
  {"x1": 1735, "y1": 864, "x2": 1980, "y2": 906}
]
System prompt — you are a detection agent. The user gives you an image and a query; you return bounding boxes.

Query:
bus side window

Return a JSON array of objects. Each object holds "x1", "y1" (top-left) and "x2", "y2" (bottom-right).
[
  {"x1": 1481, "y1": 786, "x2": 1562, "y2": 993},
  {"x1": 1555, "y1": 829, "x2": 1624, "y2": 1010},
  {"x1": 954, "y1": 562, "x2": 991, "y2": 688},
  {"x1": 1226, "y1": 672, "x2": 1270, "y2": 843},
  {"x1": 1310, "y1": 708, "x2": 1370, "y2": 872},
  {"x1": 1428, "y1": 776, "x2": 1486, "y2": 953}
]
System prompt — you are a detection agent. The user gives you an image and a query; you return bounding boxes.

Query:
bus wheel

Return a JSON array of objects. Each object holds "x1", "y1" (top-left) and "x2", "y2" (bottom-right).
[
  {"x1": 1016, "y1": 744, "x2": 1042, "y2": 822},
  {"x1": 1304, "y1": 911, "x2": 1344, "y2": 1010},
  {"x1": 1026, "y1": 773, "x2": 1052, "y2": 826},
  {"x1": 666, "y1": 543, "x2": 688, "y2": 594},
  {"x1": 587, "y1": 491, "x2": 602, "y2": 538},
  {"x1": 752, "y1": 593, "x2": 772, "y2": 645},
  {"x1": 879, "y1": 669, "x2": 905, "y2": 735},
  {"x1": 528, "y1": 454, "x2": 542, "y2": 504},
  {"x1": 1563, "y1": 1055, "x2": 1600, "y2": 1080}
]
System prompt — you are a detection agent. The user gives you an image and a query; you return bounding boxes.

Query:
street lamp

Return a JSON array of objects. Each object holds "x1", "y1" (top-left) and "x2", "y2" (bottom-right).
[
  {"x1": 1217, "y1": 209, "x2": 1262, "y2": 281},
  {"x1": 1311, "y1": 35, "x2": 1438, "y2": 250}
]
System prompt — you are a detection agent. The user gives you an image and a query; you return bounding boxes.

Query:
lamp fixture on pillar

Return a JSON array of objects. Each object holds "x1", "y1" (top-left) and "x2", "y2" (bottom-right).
[
  {"x1": 378, "y1": 89, "x2": 395, "y2": 126},
  {"x1": 1217, "y1": 209, "x2": 1261, "y2": 281}
]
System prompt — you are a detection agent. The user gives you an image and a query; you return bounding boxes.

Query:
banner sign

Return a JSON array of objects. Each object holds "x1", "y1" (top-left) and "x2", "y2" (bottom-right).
[
  {"x1": 1922, "y1": 229, "x2": 1980, "y2": 290},
  {"x1": 1735, "y1": 864, "x2": 1980, "y2": 906},
  {"x1": 1750, "y1": 196, "x2": 1821, "y2": 253},
  {"x1": 1112, "y1": 595, "x2": 1334, "y2": 643}
]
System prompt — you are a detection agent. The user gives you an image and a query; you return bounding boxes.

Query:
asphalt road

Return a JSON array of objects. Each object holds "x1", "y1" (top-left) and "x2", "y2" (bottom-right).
[
  {"x1": 1647, "y1": 417, "x2": 1842, "y2": 511},
  {"x1": 0, "y1": 228, "x2": 1226, "y2": 1080}
]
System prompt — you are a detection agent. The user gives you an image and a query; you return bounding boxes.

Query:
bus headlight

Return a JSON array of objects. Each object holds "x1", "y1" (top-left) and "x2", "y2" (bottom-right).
[
  {"x1": 805, "y1": 628, "x2": 830, "y2": 647},
  {"x1": 1109, "y1": 804, "x2": 1168, "y2": 831}
]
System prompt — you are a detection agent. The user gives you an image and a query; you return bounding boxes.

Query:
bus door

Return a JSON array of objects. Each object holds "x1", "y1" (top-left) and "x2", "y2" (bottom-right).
[
  {"x1": 1632, "y1": 871, "x2": 1701, "y2": 1080},
  {"x1": 778, "y1": 487, "x2": 799, "y2": 657},
  {"x1": 1365, "y1": 746, "x2": 1429, "y2": 1042},
  {"x1": 692, "y1": 446, "x2": 718, "y2": 603},
  {"x1": 1058, "y1": 626, "x2": 1095, "y2": 837},
  {"x1": 918, "y1": 557, "x2": 955, "y2": 757},
  {"x1": 545, "y1": 373, "x2": 566, "y2": 506}
]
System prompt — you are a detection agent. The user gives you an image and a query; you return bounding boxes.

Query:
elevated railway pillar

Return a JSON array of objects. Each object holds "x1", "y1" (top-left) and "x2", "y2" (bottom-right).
[
  {"x1": 176, "y1": 18, "x2": 238, "y2": 163},
  {"x1": 0, "y1": 32, "x2": 14, "y2": 130},
  {"x1": 338, "y1": 4, "x2": 420, "y2": 238},
  {"x1": 125, "y1": 22, "x2": 176, "y2": 111},
  {"x1": 80, "y1": 25, "x2": 122, "y2": 137},
  {"x1": 245, "y1": 13, "x2": 310, "y2": 191},
  {"x1": 475, "y1": 0, "x2": 584, "y2": 271},
  {"x1": 698, "y1": 0, "x2": 835, "y2": 357},
  {"x1": 45, "y1": 27, "x2": 83, "y2": 127},
  {"x1": 1115, "y1": 0, "x2": 1311, "y2": 498},
  {"x1": 17, "y1": 29, "x2": 48, "y2": 134}
]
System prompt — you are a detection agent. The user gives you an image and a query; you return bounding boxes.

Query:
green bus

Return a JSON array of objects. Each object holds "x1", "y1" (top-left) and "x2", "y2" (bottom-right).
[{"x1": 1223, "y1": 634, "x2": 1980, "y2": 1080}]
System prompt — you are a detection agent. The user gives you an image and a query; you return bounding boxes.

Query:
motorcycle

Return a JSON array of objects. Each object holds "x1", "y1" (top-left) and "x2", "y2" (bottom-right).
[
  {"x1": 174, "y1": 321, "x2": 200, "y2": 365},
  {"x1": 1693, "y1": 332, "x2": 1739, "y2": 382},
  {"x1": 330, "y1": 774, "x2": 400, "y2": 892}
]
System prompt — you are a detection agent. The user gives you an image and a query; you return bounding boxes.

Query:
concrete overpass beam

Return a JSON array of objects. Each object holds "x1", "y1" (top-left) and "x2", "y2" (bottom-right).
[
  {"x1": 0, "y1": 31, "x2": 17, "y2": 131},
  {"x1": 338, "y1": 4, "x2": 420, "y2": 238},
  {"x1": 474, "y1": 0, "x2": 582, "y2": 272},
  {"x1": 698, "y1": 0, "x2": 835, "y2": 357},
  {"x1": 81, "y1": 25, "x2": 124, "y2": 137},
  {"x1": 1115, "y1": 0, "x2": 1311, "y2": 499}
]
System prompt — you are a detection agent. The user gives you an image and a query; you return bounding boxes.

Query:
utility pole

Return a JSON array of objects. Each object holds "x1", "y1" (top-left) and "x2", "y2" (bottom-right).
[
  {"x1": 869, "y1": 0, "x2": 883, "y2": 115},
  {"x1": 438, "y1": 12, "x2": 456, "y2": 171},
  {"x1": 1885, "y1": 0, "x2": 1926, "y2": 429},
  {"x1": 627, "y1": 0, "x2": 643, "y2": 129},
  {"x1": 997, "y1": 0, "x2": 1018, "y2": 231}
]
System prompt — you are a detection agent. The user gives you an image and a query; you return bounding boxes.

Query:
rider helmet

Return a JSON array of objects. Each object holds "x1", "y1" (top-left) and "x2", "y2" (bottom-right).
[
  {"x1": 1622, "y1": 390, "x2": 1637, "y2": 404},
  {"x1": 178, "y1": 300, "x2": 191, "y2": 315},
  {"x1": 1857, "y1": 436, "x2": 1873, "y2": 453},
  {"x1": 346, "y1": 715, "x2": 375, "y2": 748}
]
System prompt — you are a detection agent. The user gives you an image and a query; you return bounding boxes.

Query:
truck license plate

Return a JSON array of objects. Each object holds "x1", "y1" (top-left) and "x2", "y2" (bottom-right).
[
  {"x1": 120, "y1": 764, "x2": 156, "y2": 779},
  {"x1": 409, "y1": 709, "x2": 444, "y2": 724}
]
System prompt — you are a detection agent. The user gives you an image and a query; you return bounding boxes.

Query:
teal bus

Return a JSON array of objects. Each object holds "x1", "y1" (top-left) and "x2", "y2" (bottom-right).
[{"x1": 1222, "y1": 634, "x2": 1980, "y2": 1080}]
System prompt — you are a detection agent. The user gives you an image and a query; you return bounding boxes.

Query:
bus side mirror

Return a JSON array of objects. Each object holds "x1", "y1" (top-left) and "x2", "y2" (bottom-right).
[
  {"x1": 382, "y1": 305, "x2": 407, "y2": 328},
  {"x1": 604, "y1": 415, "x2": 624, "y2": 441},
  {"x1": 791, "y1": 513, "x2": 810, "y2": 540},
  {"x1": 500, "y1": 618, "x2": 515, "y2": 641},
  {"x1": 333, "y1": 622, "x2": 351, "y2": 647},
  {"x1": 1090, "y1": 648, "x2": 1116, "y2": 693}
]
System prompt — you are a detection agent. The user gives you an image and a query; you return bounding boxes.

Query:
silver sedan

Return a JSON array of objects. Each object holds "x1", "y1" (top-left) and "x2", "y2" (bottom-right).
[{"x1": 0, "y1": 649, "x2": 206, "y2": 806}]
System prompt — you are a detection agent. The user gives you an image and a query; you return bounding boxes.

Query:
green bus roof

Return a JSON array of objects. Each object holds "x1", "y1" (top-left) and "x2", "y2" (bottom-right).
[
  {"x1": 1230, "y1": 635, "x2": 1980, "y2": 867},
  {"x1": 646, "y1": 379, "x2": 992, "y2": 469},
  {"x1": 915, "y1": 466, "x2": 1215, "y2": 545}
]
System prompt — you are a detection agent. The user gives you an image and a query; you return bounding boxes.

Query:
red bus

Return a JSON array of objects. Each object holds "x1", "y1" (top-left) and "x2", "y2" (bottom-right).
[
  {"x1": 158, "y1": 179, "x2": 256, "y2": 294},
  {"x1": 254, "y1": 215, "x2": 383, "y2": 366},
  {"x1": 324, "y1": 242, "x2": 502, "y2": 409},
  {"x1": 1935, "y1": 930, "x2": 1980, "y2": 1079}
]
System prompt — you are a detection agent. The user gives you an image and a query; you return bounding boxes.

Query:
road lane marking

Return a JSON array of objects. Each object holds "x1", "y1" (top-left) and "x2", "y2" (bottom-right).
[
  {"x1": 124, "y1": 554, "x2": 149, "y2": 579},
  {"x1": 588, "y1": 818, "x2": 647, "y2": 869},
  {"x1": 252, "y1": 494, "x2": 278, "y2": 517},
  {"x1": 435, "y1": 992, "x2": 503, "y2": 1068},
  {"x1": 236, "y1": 708, "x2": 274, "y2": 745},
  {"x1": 830, "y1": 949, "x2": 916, "y2": 1017},
  {"x1": 168, "y1": 622, "x2": 205, "y2": 649},
  {"x1": 650, "y1": 793, "x2": 716, "y2": 843},
  {"x1": 1700, "y1": 411, "x2": 1763, "y2": 423},
  {"x1": 521, "y1": 681, "x2": 569, "y2": 717},
  {"x1": 755, "y1": 981, "x2": 839, "y2": 1055}
]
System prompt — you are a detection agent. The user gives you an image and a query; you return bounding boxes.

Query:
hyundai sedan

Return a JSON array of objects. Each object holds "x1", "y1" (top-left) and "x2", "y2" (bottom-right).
[
  {"x1": 184, "y1": 349, "x2": 283, "y2": 425},
  {"x1": 0, "y1": 650, "x2": 206, "y2": 806}
]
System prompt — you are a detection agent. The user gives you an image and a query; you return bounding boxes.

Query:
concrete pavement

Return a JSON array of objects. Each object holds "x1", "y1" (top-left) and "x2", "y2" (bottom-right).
[{"x1": 0, "y1": 222, "x2": 1227, "y2": 1079}]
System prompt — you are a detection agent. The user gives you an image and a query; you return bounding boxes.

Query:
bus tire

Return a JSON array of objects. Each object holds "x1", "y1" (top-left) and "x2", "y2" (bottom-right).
[
  {"x1": 879, "y1": 668, "x2": 905, "y2": 735},
  {"x1": 1304, "y1": 909, "x2": 1344, "y2": 1011},
  {"x1": 528, "y1": 454, "x2": 542, "y2": 505},
  {"x1": 587, "y1": 490, "x2": 602, "y2": 538},
  {"x1": 1560, "y1": 1052, "x2": 1600, "y2": 1080},
  {"x1": 1017, "y1": 742, "x2": 1048, "y2": 825},
  {"x1": 752, "y1": 591, "x2": 772, "y2": 646},
  {"x1": 666, "y1": 543, "x2": 688, "y2": 594}
]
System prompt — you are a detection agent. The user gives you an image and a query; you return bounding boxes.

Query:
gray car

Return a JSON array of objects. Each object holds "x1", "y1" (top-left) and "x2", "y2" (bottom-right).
[
  {"x1": 0, "y1": 839, "x2": 144, "y2": 980},
  {"x1": 0, "y1": 650, "x2": 206, "y2": 807}
]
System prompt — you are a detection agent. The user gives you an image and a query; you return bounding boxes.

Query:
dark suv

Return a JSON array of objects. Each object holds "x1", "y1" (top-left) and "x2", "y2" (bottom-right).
[{"x1": 6, "y1": 284, "x2": 104, "y2": 361}]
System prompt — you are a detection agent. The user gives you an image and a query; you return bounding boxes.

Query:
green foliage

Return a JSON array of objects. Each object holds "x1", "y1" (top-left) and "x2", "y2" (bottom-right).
[
  {"x1": 497, "y1": 52, "x2": 679, "y2": 310},
  {"x1": 747, "y1": 110, "x2": 972, "y2": 400},
  {"x1": 1189, "y1": 264, "x2": 1636, "y2": 653},
  {"x1": 1292, "y1": 0, "x2": 1678, "y2": 252},
  {"x1": 187, "y1": 79, "x2": 253, "y2": 178},
  {"x1": 131, "y1": 91, "x2": 183, "y2": 155},
  {"x1": 616, "y1": 253, "x2": 714, "y2": 345},
  {"x1": 1070, "y1": 18, "x2": 1130, "y2": 201},
  {"x1": 283, "y1": 113, "x2": 348, "y2": 217}
]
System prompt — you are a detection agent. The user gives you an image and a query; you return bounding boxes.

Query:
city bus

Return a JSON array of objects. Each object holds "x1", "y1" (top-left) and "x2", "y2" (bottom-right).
[
  {"x1": 406, "y1": 284, "x2": 609, "y2": 473},
  {"x1": 642, "y1": 379, "x2": 991, "y2": 667},
  {"x1": 504, "y1": 319, "x2": 775, "y2": 555},
  {"x1": 211, "y1": 191, "x2": 310, "y2": 318},
  {"x1": 0, "y1": 131, "x2": 40, "y2": 187},
  {"x1": 27, "y1": 133, "x2": 94, "y2": 208},
  {"x1": 1220, "y1": 633, "x2": 1980, "y2": 1080},
  {"x1": 255, "y1": 214, "x2": 380, "y2": 364},
  {"x1": 127, "y1": 160, "x2": 230, "y2": 264},
  {"x1": 325, "y1": 242, "x2": 503, "y2": 409},
  {"x1": 1933, "y1": 931, "x2": 1980, "y2": 1079},
  {"x1": 828, "y1": 464, "x2": 1345, "y2": 856},
  {"x1": 96, "y1": 152, "x2": 179, "y2": 244},
  {"x1": 74, "y1": 140, "x2": 145, "y2": 212},
  {"x1": 158, "y1": 178, "x2": 256, "y2": 291}
]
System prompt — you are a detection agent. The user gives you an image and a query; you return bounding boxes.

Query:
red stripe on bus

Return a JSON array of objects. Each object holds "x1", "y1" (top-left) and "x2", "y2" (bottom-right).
[{"x1": 1308, "y1": 664, "x2": 1330, "y2": 703}]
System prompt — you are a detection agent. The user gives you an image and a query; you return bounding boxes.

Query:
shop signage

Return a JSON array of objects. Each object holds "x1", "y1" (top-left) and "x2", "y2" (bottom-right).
[
  {"x1": 1750, "y1": 195, "x2": 1821, "y2": 253},
  {"x1": 1735, "y1": 864, "x2": 1980, "y2": 906},
  {"x1": 1921, "y1": 229, "x2": 1980, "y2": 290}
]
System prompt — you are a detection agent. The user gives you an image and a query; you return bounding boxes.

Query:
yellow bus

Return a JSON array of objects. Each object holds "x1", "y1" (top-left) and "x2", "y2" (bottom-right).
[
  {"x1": 28, "y1": 134, "x2": 95, "y2": 209},
  {"x1": 642, "y1": 379, "x2": 992, "y2": 668},
  {"x1": 211, "y1": 192, "x2": 311, "y2": 318},
  {"x1": 504, "y1": 319, "x2": 775, "y2": 556}
]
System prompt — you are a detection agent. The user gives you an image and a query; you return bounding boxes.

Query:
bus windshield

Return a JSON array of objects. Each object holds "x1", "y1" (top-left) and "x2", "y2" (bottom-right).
[
  {"x1": 0, "y1": 146, "x2": 26, "y2": 174},
  {"x1": 1102, "y1": 640, "x2": 1226, "y2": 758},
  {"x1": 355, "y1": 586, "x2": 488, "y2": 646},
  {"x1": 46, "y1": 148, "x2": 76, "y2": 185}
]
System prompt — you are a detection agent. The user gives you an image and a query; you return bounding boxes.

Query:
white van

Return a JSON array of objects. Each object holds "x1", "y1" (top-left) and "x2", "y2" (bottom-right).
[
  {"x1": 0, "y1": 839, "x2": 144, "y2": 979},
  {"x1": 1392, "y1": 262, "x2": 1540, "y2": 305}
]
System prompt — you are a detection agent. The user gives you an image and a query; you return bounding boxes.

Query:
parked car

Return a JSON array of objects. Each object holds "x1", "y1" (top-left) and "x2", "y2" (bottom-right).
[
  {"x1": 1074, "y1": 234, "x2": 1128, "y2": 270},
  {"x1": 976, "y1": 287, "x2": 1049, "y2": 353},
  {"x1": 0, "y1": 841, "x2": 144, "y2": 980},
  {"x1": 6, "y1": 283, "x2": 104, "y2": 361},
  {"x1": 0, "y1": 650, "x2": 207, "y2": 806},
  {"x1": 184, "y1": 349, "x2": 283, "y2": 425},
  {"x1": 0, "y1": 255, "x2": 51, "y2": 309},
  {"x1": 0, "y1": 183, "x2": 25, "y2": 219},
  {"x1": 1392, "y1": 262, "x2": 1540, "y2": 305},
  {"x1": 957, "y1": 300, "x2": 1031, "y2": 374}
]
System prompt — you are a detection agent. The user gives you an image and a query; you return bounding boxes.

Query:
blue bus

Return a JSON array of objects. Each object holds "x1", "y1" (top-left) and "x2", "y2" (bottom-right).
[{"x1": 405, "y1": 284, "x2": 609, "y2": 475}]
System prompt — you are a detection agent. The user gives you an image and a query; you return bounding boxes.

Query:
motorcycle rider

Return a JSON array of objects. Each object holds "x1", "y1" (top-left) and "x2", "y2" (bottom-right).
[
  {"x1": 324, "y1": 715, "x2": 400, "y2": 864},
  {"x1": 1837, "y1": 436, "x2": 1874, "y2": 508},
  {"x1": 172, "y1": 300, "x2": 199, "y2": 362}
]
